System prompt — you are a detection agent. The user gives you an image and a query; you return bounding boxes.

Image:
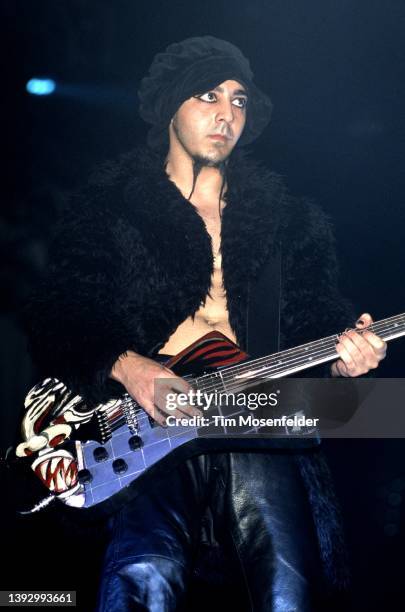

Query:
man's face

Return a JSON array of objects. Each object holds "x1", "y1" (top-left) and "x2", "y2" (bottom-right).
[{"x1": 170, "y1": 79, "x2": 248, "y2": 166}]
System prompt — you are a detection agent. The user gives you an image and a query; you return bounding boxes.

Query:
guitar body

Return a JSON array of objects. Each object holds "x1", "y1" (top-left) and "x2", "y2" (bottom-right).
[
  {"x1": 16, "y1": 333, "x2": 256, "y2": 517},
  {"x1": 75, "y1": 333, "x2": 255, "y2": 515}
]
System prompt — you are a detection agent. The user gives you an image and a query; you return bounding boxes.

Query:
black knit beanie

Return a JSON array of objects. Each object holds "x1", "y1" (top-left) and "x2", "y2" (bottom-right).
[{"x1": 138, "y1": 35, "x2": 273, "y2": 150}]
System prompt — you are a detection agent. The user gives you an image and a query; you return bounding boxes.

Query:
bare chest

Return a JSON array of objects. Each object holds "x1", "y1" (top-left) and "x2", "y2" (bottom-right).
[{"x1": 159, "y1": 203, "x2": 236, "y2": 355}]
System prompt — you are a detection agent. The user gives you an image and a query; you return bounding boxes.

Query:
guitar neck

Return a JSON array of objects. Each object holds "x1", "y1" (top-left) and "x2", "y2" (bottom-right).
[{"x1": 195, "y1": 313, "x2": 405, "y2": 394}]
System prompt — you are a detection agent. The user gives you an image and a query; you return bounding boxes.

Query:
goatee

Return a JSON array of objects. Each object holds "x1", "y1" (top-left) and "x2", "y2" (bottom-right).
[{"x1": 191, "y1": 153, "x2": 226, "y2": 169}]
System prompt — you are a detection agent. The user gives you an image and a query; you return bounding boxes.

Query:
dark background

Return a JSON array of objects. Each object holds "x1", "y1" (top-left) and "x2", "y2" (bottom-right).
[{"x1": 2, "y1": 1, "x2": 405, "y2": 610}]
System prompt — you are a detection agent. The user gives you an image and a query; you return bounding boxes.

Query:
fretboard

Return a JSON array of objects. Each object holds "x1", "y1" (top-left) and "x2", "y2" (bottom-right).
[{"x1": 195, "y1": 313, "x2": 405, "y2": 394}]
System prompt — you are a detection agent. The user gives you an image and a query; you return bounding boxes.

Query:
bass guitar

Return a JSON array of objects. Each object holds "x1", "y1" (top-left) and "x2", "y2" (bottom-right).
[{"x1": 15, "y1": 313, "x2": 405, "y2": 516}]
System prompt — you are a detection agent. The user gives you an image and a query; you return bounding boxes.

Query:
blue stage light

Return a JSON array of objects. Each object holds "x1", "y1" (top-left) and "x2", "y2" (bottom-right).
[{"x1": 26, "y1": 78, "x2": 56, "y2": 96}]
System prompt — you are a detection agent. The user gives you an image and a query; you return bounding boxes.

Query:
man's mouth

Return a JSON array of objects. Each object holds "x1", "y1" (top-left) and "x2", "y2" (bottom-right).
[{"x1": 209, "y1": 134, "x2": 230, "y2": 142}]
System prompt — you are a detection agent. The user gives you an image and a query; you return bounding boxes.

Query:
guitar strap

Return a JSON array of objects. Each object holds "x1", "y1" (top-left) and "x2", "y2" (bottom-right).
[{"x1": 246, "y1": 242, "x2": 282, "y2": 359}]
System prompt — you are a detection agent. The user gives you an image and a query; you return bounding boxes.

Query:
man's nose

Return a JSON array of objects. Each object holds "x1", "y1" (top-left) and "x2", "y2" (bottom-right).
[{"x1": 216, "y1": 99, "x2": 234, "y2": 124}]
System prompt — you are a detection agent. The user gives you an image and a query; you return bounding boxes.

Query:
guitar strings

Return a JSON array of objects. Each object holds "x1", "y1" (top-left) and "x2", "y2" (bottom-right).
[
  {"x1": 202, "y1": 314, "x2": 405, "y2": 382},
  {"x1": 111, "y1": 317, "x2": 404, "y2": 414},
  {"x1": 114, "y1": 316, "x2": 404, "y2": 403},
  {"x1": 200, "y1": 317, "x2": 405, "y2": 392},
  {"x1": 107, "y1": 334, "x2": 398, "y2": 425},
  {"x1": 200, "y1": 317, "x2": 405, "y2": 387},
  {"x1": 102, "y1": 315, "x2": 404, "y2": 427}
]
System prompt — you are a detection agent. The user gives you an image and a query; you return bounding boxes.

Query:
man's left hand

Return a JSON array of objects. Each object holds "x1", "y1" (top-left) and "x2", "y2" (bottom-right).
[{"x1": 331, "y1": 312, "x2": 387, "y2": 377}]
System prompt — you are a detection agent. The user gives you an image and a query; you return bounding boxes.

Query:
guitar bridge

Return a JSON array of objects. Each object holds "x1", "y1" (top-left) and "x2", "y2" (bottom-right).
[{"x1": 122, "y1": 395, "x2": 139, "y2": 435}]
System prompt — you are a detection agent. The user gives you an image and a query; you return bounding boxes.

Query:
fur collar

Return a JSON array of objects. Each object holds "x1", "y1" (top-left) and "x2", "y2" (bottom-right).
[
  {"x1": 88, "y1": 145, "x2": 288, "y2": 287},
  {"x1": 80, "y1": 145, "x2": 292, "y2": 349}
]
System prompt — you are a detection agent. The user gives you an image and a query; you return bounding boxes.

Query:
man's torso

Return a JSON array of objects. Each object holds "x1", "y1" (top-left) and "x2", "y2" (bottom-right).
[{"x1": 159, "y1": 197, "x2": 237, "y2": 355}]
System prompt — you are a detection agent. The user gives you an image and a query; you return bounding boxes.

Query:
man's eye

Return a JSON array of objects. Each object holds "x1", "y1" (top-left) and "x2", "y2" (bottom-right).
[
  {"x1": 197, "y1": 92, "x2": 217, "y2": 102},
  {"x1": 233, "y1": 97, "x2": 247, "y2": 109}
]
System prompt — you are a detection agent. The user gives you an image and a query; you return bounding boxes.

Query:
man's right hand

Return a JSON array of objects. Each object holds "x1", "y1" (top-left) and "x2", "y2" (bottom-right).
[{"x1": 111, "y1": 351, "x2": 201, "y2": 426}]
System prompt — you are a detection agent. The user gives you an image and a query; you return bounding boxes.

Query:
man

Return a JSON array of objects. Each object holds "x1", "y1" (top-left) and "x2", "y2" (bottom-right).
[{"x1": 23, "y1": 36, "x2": 386, "y2": 610}]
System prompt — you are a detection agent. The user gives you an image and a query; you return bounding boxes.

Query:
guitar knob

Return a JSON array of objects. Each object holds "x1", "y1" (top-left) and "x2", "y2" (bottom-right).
[
  {"x1": 112, "y1": 458, "x2": 128, "y2": 474},
  {"x1": 77, "y1": 469, "x2": 93, "y2": 484},
  {"x1": 128, "y1": 435, "x2": 143, "y2": 451},
  {"x1": 93, "y1": 446, "x2": 109, "y2": 462}
]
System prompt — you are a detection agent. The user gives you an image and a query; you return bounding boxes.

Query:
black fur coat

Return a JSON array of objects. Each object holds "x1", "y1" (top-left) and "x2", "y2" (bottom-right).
[
  {"x1": 23, "y1": 146, "x2": 353, "y2": 406},
  {"x1": 20, "y1": 147, "x2": 355, "y2": 591}
]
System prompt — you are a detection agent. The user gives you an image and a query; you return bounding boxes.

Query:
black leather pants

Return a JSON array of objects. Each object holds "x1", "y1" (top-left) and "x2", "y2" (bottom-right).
[{"x1": 96, "y1": 448, "x2": 341, "y2": 611}]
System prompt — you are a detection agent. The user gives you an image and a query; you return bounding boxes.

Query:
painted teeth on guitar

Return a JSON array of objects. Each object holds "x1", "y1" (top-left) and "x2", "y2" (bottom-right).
[
  {"x1": 62, "y1": 458, "x2": 71, "y2": 486},
  {"x1": 65, "y1": 471, "x2": 71, "y2": 488},
  {"x1": 50, "y1": 457, "x2": 59, "y2": 474},
  {"x1": 40, "y1": 462, "x2": 48, "y2": 480},
  {"x1": 55, "y1": 471, "x2": 65, "y2": 492}
]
